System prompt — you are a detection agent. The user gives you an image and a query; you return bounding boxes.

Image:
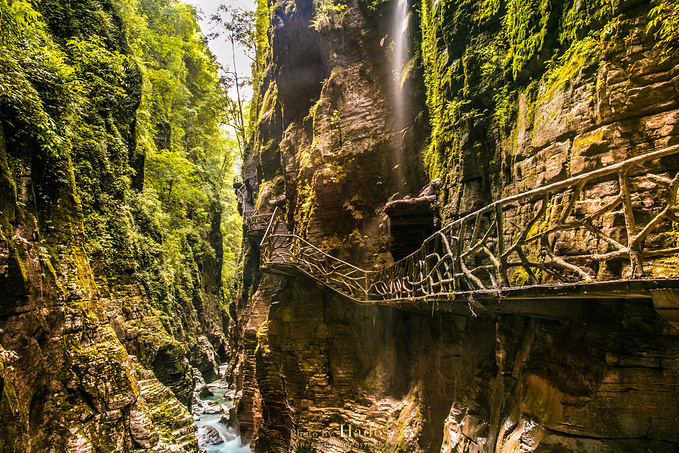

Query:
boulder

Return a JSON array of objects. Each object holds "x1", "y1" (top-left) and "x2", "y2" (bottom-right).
[{"x1": 196, "y1": 425, "x2": 224, "y2": 446}]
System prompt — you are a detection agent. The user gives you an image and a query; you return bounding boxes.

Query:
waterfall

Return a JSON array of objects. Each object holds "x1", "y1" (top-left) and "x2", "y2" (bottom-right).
[
  {"x1": 390, "y1": 0, "x2": 409, "y2": 194},
  {"x1": 195, "y1": 413, "x2": 252, "y2": 453},
  {"x1": 393, "y1": 0, "x2": 409, "y2": 79}
]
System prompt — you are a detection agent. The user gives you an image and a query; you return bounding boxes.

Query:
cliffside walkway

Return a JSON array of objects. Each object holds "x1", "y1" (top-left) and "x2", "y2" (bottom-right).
[
  {"x1": 257, "y1": 145, "x2": 679, "y2": 322},
  {"x1": 237, "y1": 185, "x2": 271, "y2": 236}
]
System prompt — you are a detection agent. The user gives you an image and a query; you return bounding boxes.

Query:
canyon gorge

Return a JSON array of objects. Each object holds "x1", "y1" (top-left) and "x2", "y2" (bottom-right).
[{"x1": 1, "y1": 0, "x2": 679, "y2": 452}]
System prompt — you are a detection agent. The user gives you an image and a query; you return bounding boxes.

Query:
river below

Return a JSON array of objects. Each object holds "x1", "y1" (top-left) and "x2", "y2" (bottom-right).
[{"x1": 193, "y1": 365, "x2": 251, "y2": 453}]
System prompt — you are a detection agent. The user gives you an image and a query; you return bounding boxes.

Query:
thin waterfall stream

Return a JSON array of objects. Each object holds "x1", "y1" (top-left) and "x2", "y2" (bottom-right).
[{"x1": 390, "y1": 0, "x2": 409, "y2": 194}]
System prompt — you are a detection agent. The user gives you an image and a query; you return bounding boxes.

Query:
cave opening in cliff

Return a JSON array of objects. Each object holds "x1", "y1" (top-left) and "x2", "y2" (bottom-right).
[
  {"x1": 384, "y1": 181, "x2": 439, "y2": 261},
  {"x1": 385, "y1": 211, "x2": 436, "y2": 262}
]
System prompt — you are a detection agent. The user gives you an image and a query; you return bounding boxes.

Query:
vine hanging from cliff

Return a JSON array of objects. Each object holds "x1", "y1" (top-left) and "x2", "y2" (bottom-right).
[{"x1": 648, "y1": 1, "x2": 679, "y2": 59}]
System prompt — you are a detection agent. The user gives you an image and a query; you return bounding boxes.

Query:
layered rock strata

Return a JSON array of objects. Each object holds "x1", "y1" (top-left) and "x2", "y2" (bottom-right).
[
  {"x1": 233, "y1": 0, "x2": 679, "y2": 451},
  {"x1": 0, "y1": 0, "x2": 231, "y2": 450}
]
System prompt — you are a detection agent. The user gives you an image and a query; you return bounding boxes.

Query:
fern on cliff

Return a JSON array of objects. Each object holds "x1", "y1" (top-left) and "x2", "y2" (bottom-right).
[{"x1": 648, "y1": 1, "x2": 679, "y2": 59}]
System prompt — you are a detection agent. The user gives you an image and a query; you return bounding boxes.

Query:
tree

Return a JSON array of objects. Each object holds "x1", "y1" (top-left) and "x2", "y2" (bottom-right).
[{"x1": 209, "y1": 5, "x2": 256, "y2": 158}]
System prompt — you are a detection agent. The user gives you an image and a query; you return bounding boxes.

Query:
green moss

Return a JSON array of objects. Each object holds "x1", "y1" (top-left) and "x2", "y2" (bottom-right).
[
  {"x1": 339, "y1": 229, "x2": 365, "y2": 261},
  {"x1": 295, "y1": 182, "x2": 315, "y2": 236},
  {"x1": 249, "y1": 0, "x2": 271, "y2": 129},
  {"x1": 0, "y1": 0, "x2": 239, "y2": 449},
  {"x1": 361, "y1": 0, "x2": 388, "y2": 13},
  {"x1": 418, "y1": 0, "x2": 629, "y2": 200},
  {"x1": 310, "y1": 0, "x2": 347, "y2": 31},
  {"x1": 0, "y1": 355, "x2": 21, "y2": 452},
  {"x1": 517, "y1": 374, "x2": 563, "y2": 427},
  {"x1": 540, "y1": 35, "x2": 602, "y2": 101},
  {"x1": 475, "y1": 0, "x2": 500, "y2": 24},
  {"x1": 0, "y1": 127, "x2": 17, "y2": 235},
  {"x1": 258, "y1": 81, "x2": 279, "y2": 126},
  {"x1": 386, "y1": 390, "x2": 424, "y2": 453},
  {"x1": 493, "y1": 86, "x2": 519, "y2": 135},
  {"x1": 571, "y1": 127, "x2": 604, "y2": 156},
  {"x1": 419, "y1": 0, "x2": 446, "y2": 180},
  {"x1": 510, "y1": 267, "x2": 542, "y2": 286},
  {"x1": 255, "y1": 321, "x2": 270, "y2": 357},
  {"x1": 502, "y1": 0, "x2": 552, "y2": 79},
  {"x1": 343, "y1": 195, "x2": 364, "y2": 220},
  {"x1": 523, "y1": 80, "x2": 540, "y2": 125}
]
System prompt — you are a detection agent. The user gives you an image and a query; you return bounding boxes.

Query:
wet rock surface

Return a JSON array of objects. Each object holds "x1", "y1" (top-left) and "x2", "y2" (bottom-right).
[{"x1": 196, "y1": 426, "x2": 224, "y2": 446}]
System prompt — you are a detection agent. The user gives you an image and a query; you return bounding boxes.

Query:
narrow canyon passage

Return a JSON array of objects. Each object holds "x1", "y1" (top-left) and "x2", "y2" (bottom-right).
[
  {"x1": 229, "y1": 0, "x2": 679, "y2": 450},
  {"x1": 1, "y1": 0, "x2": 679, "y2": 452}
]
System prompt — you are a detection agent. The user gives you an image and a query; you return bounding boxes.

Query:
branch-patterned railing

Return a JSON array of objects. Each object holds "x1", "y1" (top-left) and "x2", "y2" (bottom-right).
[
  {"x1": 260, "y1": 145, "x2": 679, "y2": 302},
  {"x1": 237, "y1": 185, "x2": 270, "y2": 233},
  {"x1": 246, "y1": 213, "x2": 272, "y2": 232},
  {"x1": 262, "y1": 230, "x2": 372, "y2": 300}
]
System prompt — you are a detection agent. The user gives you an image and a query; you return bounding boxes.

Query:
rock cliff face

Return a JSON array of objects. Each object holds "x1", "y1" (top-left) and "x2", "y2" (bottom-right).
[
  {"x1": 0, "y1": 0, "x2": 232, "y2": 450},
  {"x1": 0, "y1": 110, "x2": 199, "y2": 452},
  {"x1": 233, "y1": 0, "x2": 679, "y2": 451}
]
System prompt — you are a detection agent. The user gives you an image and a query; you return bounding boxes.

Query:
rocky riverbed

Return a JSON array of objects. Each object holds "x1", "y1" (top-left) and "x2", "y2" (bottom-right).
[{"x1": 192, "y1": 365, "x2": 251, "y2": 453}]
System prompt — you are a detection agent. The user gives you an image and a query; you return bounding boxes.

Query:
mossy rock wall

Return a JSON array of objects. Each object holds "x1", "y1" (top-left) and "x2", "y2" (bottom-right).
[
  {"x1": 0, "y1": 0, "x2": 236, "y2": 449},
  {"x1": 420, "y1": 0, "x2": 679, "y2": 218}
]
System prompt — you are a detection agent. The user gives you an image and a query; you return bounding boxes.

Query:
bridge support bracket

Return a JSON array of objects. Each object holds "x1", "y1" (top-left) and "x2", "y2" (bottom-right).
[{"x1": 651, "y1": 289, "x2": 679, "y2": 331}]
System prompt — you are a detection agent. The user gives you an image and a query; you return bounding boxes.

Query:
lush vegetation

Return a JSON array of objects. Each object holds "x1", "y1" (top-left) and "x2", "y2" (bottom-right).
[
  {"x1": 649, "y1": 1, "x2": 679, "y2": 58},
  {"x1": 0, "y1": 0, "x2": 241, "y2": 326},
  {"x1": 417, "y1": 0, "x2": 678, "y2": 219}
]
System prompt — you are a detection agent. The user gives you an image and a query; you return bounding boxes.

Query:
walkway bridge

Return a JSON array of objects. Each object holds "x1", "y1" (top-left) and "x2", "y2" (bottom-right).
[
  {"x1": 256, "y1": 145, "x2": 679, "y2": 325},
  {"x1": 236, "y1": 185, "x2": 271, "y2": 237}
]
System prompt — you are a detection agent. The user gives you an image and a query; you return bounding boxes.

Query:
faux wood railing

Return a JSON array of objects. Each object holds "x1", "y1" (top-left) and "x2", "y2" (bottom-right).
[
  {"x1": 260, "y1": 145, "x2": 679, "y2": 303},
  {"x1": 262, "y1": 228, "x2": 372, "y2": 301},
  {"x1": 237, "y1": 185, "x2": 270, "y2": 234}
]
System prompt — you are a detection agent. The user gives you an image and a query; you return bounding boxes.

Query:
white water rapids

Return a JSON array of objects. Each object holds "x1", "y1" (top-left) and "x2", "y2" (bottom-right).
[{"x1": 193, "y1": 364, "x2": 251, "y2": 453}]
